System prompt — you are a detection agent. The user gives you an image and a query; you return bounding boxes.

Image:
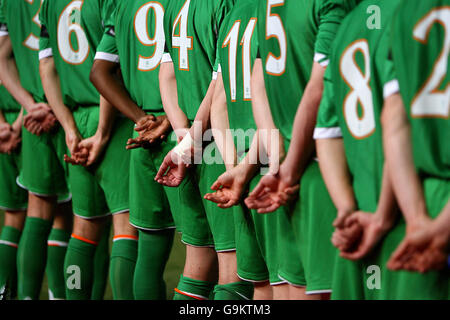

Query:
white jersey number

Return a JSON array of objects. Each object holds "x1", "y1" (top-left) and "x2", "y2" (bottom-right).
[
  {"x1": 172, "y1": 0, "x2": 192, "y2": 70},
  {"x1": 340, "y1": 39, "x2": 376, "y2": 139},
  {"x1": 24, "y1": 0, "x2": 43, "y2": 51},
  {"x1": 222, "y1": 18, "x2": 257, "y2": 101},
  {"x1": 134, "y1": 2, "x2": 165, "y2": 71},
  {"x1": 57, "y1": 0, "x2": 90, "y2": 65},
  {"x1": 265, "y1": 0, "x2": 286, "y2": 76},
  {"x1": 411, "y1": 8, "x2": 450, "y2": 118}
]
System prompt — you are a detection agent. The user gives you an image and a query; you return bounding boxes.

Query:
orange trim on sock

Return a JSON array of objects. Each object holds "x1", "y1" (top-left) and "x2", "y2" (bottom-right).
[
  {"x1": 174, "y1": 288, "x2": 206, "y2": 300},
  {"x1": 71, "y1": 233, "x2": 98, "y2": 246},
  {"x1": 113, "y1": 234, "x2": 138, "y2": 241}
]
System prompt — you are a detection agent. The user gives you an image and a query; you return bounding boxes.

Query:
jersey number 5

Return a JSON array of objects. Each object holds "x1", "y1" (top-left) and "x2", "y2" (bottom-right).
[{"x1": 265, "y1": 0, "x2": 286, "y2": 76}]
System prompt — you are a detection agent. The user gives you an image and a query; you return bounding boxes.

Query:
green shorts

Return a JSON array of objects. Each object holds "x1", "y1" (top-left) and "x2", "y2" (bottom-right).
[
  {"x1": 332, "y1": 176, "x2": 449, "y2": 300},
  {"x1": 233, "y1": 201, "x2": 283, "y2": 285},
  {"x1": 196, "y1": 142, "x2": 236, "y2": 252},
  {"x1": 18, "y1": 110, "x2": 70, "y2": 201},
  {"x1": 129, "y1": 116, "x2": 212, "y2": 248},
  {"x1": 293, "y1": 161, "x2": 337, "y2": 294},
  {"x1": 0, "y1": 111, "x2": 27, "y2": 211},
  {"x1": 69, "y1": 107, "x2": 132, "y2": 219}
]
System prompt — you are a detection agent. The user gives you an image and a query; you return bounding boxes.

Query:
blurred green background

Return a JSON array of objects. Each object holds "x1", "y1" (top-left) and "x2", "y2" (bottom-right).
[{"x1": 0, "y1": 209, "x2": 186, "y2": 300}]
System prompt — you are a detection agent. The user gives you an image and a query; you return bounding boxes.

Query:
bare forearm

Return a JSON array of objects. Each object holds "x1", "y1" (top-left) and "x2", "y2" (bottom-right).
[
  {"x1": 159, "y1": 62, "x2": 189, "y2": 134},
  {"x1": 381, "y1": 94, "x2": 427, "y2": 223},
  {"x1": 316, "y1": 138, "x2": 356, "y2": 213},
  {"x1": 39, "y1": 57, "x2": 77, "y2": 133},
  {"x1": 210, "y1": 73, "x2": 236, "y2": 170},
  {"x1": 0, "y1": 37, "x2": 35, "y2": 111},
  {"x1": 12, "y1": 108, "x2": 23, "y2": 132},
  {"x1": 283, "y1": 63, "x2": 325, "y2": 180},
  {"x1": 90, "y1": 60, "x2": 145, "y2": 124},
  {"x1": 96, "y1": 96, "x2": 117, "y2": 139},
  {"x1": 190, "y1": 79, "x2": 216, "y2": 137},
  {"x1": 374, "y1": 164, "x2": 398, "y2": 227}
]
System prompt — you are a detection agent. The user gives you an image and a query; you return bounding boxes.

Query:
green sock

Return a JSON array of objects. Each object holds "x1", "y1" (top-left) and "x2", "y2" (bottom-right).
[
  {"x1": 133, "y1": 229, "x2": 174, "y2": 300},
  {"x1": 17, "y1": 217, "x2": 52, "y2": 300},
  {"x1": 90, "y1": 224, "x2": 110, "y2": 300},
  {"x1": 173, "y1": 275, "x2": 216, "y2": 300},
  {"x1": 213, "y1": 281, "x2": 254, "y2": 300},
  {"x1": 64, "y1": 236, "x2": 97, "y2": 300},
  {"x1": 110, "y1": 237, "x2": 137, "y2": 300},
  {"x1": 0, "y1": 226, "x2": 22, "y2": 299},
  {"x1": 46, "y1": 228, "x2": 70, "y2": 300}
]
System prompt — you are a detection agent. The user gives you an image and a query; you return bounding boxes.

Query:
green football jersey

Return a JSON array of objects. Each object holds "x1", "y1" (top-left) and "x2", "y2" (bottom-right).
[
  {"x1": 257, "y1": 0, "x2": 359, "y2": 147},
  {"x1": 218, "y1": 0, "x2": 258, "y2": 152},
  {"x1": 0, "y1": 81, "x2": 20, "y2": 112},
  {"x1": 163, "y1": 0, "x2": 235, "y2": 121},
  {"x1": 0, "y1": 0, "x2": 46, "y2": 103},
  {"x1": 39, "y1": 0, "x2": 116, "y2": 109},
  {"x1": 96, "y1": 0, "x2": 169, "y2": 112},
  {"x1": 315, "y1": 0, "x2": 400, "y2": 213},
  {"x1": 388, "y1": 0, "x2": 449, "y2": 179}
]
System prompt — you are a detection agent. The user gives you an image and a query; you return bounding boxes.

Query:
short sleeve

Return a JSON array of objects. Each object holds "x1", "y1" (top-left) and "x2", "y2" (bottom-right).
[
  {"x1": 314, "y1": 0, "x2": 351, "y2": 67},
  {"x1": 377, "y1": 21, "x2": 399, "y2": 99},
  {"x1": 38, "y1": 0, "x2": 53, "y2": 60},
  {"x1": 314, "y1": 67, "x2": 342, "y2": 139},
  {"x1": 95, "y1": 29, "x2": 119, "y2": 63},
  {"x1": 101, "y1": 0, "x2": 117, "y2": 29}
]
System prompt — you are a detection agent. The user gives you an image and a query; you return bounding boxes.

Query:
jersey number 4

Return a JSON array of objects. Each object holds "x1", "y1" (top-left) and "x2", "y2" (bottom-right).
[{"x1": 172, "y1": 0, "x2": 193, "y2": 70}]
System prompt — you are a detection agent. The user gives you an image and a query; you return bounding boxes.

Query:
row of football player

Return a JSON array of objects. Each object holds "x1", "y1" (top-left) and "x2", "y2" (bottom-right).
[{"x1": 0, "y1": 0, "x2": 448, "y2": 300}]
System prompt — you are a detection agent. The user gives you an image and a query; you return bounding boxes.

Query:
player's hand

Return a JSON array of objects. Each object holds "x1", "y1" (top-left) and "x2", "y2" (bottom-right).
[
  {"x1": 24, "y1": 103, "x2": 57, "y2": 135},
  {"x1": 244, "y1": 163, "x2": 299, "y2": 214},
  {"x1": 0, "y1": 123, "x2": 21, "y2": 154},
  {"x1": 76, "y1": 132, "x2": 109, "y2": 166},
  {"x1": 388, "y1": 216, "x2": 449, "y2": 272},
  {"x1": 154, "y1": 150, "x2": 188, "y2": 187},
  {"x1": 64, "y1": 130, "x2": 88, "y2": 165},
  {"x1": 0, "y1": 122, "x2": 12, "y2": 142},
  {"x1": 127, "y1": 115, "x2": 172, "y2": 149},
  {"x1": 204, "y1": 165, "x2": 248, "y2": 208},
  {"x1": 338, "y1": 211, "x2": 392, "y2": 260}
]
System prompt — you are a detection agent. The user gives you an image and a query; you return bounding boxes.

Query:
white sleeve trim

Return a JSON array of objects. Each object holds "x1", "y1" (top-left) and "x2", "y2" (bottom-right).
[
  {"x1": 161, "y1": 52, "x2": 172, "y2": 63},
  {"x1": 0, "y1": 30, "x2": 8, "y2": 37},
  {"x1": 383, "y1": 79, "x2": 400, "y2": 99},
  {"x1": 313, "y1": 127, "x2": 342, "y2": 139},
  {"x1": 212, "y1": 71, "x2": 218, "y2": 80},
  {"x1": 314, "y1": 52, "x2": 329, "y2": 67},
  {"x1": 39, "y1": 48, "x2": 53, "y2": 60},
  {"x1": 217, "y1": 64, "x2": 222, "y2": 73},
  {"x1": 94, "y1": 51, "x2": 119, "y2": 63}
]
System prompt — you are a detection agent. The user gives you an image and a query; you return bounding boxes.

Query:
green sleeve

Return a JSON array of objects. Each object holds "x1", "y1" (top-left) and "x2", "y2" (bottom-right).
[
  {"x1": 314, "y1": 66, "x2": 342, "y2": 139},
  {"x1": 378, "y1": 20, "x2": 399, "y2": 99},
  {"x1": 214, "y1": 0, "x2": 234, "y2": 37},
  {"x1": 101, "y1": 0, "x2": 117, "y2": 30},
  {"x1": 38, "y1": 0, "x2": 51, "y2": 54},
  {"x1": 314, "y1": 0, "x2": 353, "y2": 66},
  {"x1": 0, "y1": 0, "x2": 5, "y2": 25}
]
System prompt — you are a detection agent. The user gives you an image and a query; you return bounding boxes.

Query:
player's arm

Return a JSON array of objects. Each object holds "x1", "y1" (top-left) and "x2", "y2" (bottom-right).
[
  {"x1": 381, "y1": 93, "x2": 428, "y2": 224},
  {"x1": 90, "y1": 59, "x2": 146, "y2": 124},
  {"x1": 210, "y1": 71, "x2": 237, "y2": 170},
  {"x1": 159, "y1": 60, "x2": 190, "y2": 135},
  {"x1": 0, "y1": 35, "x2": 36, "y2": 113},
  {"x1": 282, "y1": 62, "x2": 324, "y2": 182},
  {"x1": 39, "y1": 56, "x2": 84, "y2": 163}
]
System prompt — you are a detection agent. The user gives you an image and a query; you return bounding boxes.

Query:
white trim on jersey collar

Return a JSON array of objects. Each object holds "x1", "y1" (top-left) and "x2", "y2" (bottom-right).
[
  {"x1": 161, "y1": 52, "x2": 172, "y2": 63},
  {"x1": 94, "y1": 51, "x2": 119, "y2": 63},
  {"x1": 313, "y1": 127, "x2": 343, "y2": 140},
  {"x1": 383, "y1": 79, "x2": 400, "y2": 99},
  {"x1": 38, "y1": 48, "x2": 53, "y2": 60}
]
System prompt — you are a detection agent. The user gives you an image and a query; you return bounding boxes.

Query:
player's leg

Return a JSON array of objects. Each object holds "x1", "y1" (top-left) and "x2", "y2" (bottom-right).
[
  {"x1": 0, "y1": 140, "x2": 28, "y2": 299},
  {"x1": 0, "y1": 210, "x2": 26, "y2": 299},
  {"x1": 253, "y1": 281, "x2": 272, "y2": 300},
  {"x1": 46, "y1": 200, "x2": 73, "y2": 300},
  {"x1": 16, "y1": 124, "x2": 69, "y2": 300},
  {"x1": 295, "y1": 161, "x2": 336, "y2": 300},
  {"x1": 110, "y1": 212, "x2": 138, "y2": 300},
  {"x1": 90, "y1": 222, "x2": 110, "y2": 300},
  {"x1": 199, "y1": 145, "x2": 253, "y2": 300}
]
